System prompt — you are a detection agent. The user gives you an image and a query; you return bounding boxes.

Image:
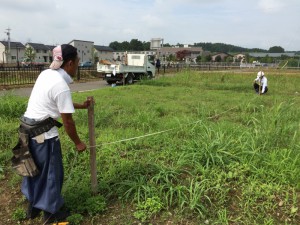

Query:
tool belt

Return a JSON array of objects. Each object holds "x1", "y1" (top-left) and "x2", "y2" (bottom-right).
[
  {"x1": 19, "y1": 116, "x2": 63, "y2": 138},
  {"x1": 11, "y1": 116, "x2": 63, "y2": 177}
]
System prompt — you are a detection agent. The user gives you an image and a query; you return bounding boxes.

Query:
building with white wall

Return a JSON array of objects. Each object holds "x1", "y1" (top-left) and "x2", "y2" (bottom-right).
[
  {"x1": 94, "y1": 45, "x2": 114, "y2": 62},
  {"x1": 69, "y1": 40, "x2": 94, "y2": 63},
  {"x1": 0, "y1": 41, "x2": 25, "y2": 64},
  {"x1": 25, "y1": 43, "x2": 52, "y2": 63}
]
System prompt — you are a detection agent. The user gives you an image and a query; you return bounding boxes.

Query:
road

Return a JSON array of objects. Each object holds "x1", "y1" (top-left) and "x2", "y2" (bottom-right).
[{"x1": 0, "y1": 79, "x2": 109, "y2": 97}]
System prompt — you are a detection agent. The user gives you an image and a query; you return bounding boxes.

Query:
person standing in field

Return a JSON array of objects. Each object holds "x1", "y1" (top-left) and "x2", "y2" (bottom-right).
[
  {"x1": 253, "y1": 71, "x2": 268, "y2": 94},
  {"x1": 20, "y1": 44, "x2": 91, "y2": 224},
  {"x1": 155, "y1": 58, "x2": 161, "y2": 74}
]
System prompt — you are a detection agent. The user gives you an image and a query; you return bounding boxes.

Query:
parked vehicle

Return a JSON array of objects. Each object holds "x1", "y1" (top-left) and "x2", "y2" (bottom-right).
[
  {"x1": 80, "y1": 61, "x2": 93, "y2": 68},
  {"x1": 97, "y1": 54, "x2": 156, "y2": 84}
]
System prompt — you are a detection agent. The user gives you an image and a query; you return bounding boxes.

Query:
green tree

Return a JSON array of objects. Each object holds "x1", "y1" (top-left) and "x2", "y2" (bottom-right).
[
  {"x1": 166, "y1": 54, "x2": 176, "y2": 62},
  {"x1": 130, "y1": 39, "x2": 144, "y2": 51},
  {"x1": 163, "y1": 43, "x2": 172, "y2": 47},
  {"x1": 269, "y1": 46, "x2": 284, "y2": 53},
  {"x1": 287, "y1": 58, "x2": 300, "y2": 67},
  {"x1": 24, "y1": 46, "x2": 36, "y2": 62},
  {"x1": 109, "y1": 40, "x2": 149, "y2": 51},
  {"x1": 244, "y1": 53, "x2": 250, "y2": 63},
  {"x1": 226, "y1": 56, "x2": 233, "y2": 62},
  {"x1": 109, "y1": 41, "x2": 130, "y2": 51},
  {"x1": 109, "y1": 41, "x2": 121, "y2": 51},
  {"x1": 193, "y1": 42, "x2": 266, "y2": 53},
  {"x1": 202, "y1": 54, "x2": 212, "y2": 62},
  {"x1": 142, "y1": 41, "x2": 151, "y2": 50},
  {"x1": 121, "y1": 41, "x2": 130, "y2": 50}
]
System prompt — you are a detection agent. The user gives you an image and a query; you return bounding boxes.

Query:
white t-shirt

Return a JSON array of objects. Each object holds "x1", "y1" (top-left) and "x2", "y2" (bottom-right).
[{"x1": 24, "y1": 68, "x2": 75, "y2": 139}]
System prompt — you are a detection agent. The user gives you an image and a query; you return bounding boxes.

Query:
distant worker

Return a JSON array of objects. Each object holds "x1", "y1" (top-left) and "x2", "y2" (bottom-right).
[
  {"x1": 155, "y1": 58, "x2": 161, "y2": 74},
  {"x1": 253, "y1": 71, "x2": 268, "y2": 94}
]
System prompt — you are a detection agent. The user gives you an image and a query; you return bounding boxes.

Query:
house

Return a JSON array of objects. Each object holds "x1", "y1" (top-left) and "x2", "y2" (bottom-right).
[
  {"x1": 233, "y1": 53, "x2": 246, "y2": 62},
  {"x1": 25, "y1": 43, "x2": 52, "y2": 63},
  {"x1": 94, "y1": 45, "x2": 114, "y2": 62},
  {"x1": 45, "y1": 45, "x2": 56, "y2": 62},
  {"x1": 69, "y1": 40, "x2": 94, "y2": 63},
  {"x1": 158, "y1": 46, "x2": 204, "y2": 60},
  {"x1": 0, "y1": 41, "x2": 26, "y2": 64},
  {"x1": 211, "y1": 52, "x2": 232, "y2": 62}
]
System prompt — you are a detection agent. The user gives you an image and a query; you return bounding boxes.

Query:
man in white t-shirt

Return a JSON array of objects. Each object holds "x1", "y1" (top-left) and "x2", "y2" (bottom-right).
[
  {"x1": 253, "y1": 71, "x2": 268, "y2": 94},
  {"x1": 21, "y1": 44, "x2": 91, "y2": 224}
]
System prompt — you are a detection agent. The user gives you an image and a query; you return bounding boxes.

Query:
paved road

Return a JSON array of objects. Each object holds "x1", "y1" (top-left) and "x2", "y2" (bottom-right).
[{"x1": 0, "y1": 79, "x2": 109, "y2": 97}]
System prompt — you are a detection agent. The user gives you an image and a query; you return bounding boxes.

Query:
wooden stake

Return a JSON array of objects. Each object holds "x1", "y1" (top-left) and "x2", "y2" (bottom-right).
[
  {"x1": 259, "y1": 76, "x2": 262, "y2": 95},
  {"x1": 87, "y1": 96, "x2": 98, "y2": 195}
]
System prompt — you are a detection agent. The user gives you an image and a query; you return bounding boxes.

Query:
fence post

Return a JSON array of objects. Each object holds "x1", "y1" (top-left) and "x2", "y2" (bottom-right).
[
  {"x1": 87, "y1": 96, "x2": 98, "y2": 195},
  {"x1": 77, "y1": 66, "x2": 80, "y2": 81}
]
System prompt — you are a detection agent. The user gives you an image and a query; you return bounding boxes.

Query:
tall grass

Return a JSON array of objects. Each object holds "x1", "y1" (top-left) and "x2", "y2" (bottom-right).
[{"x1": 1, "y1": 70, "x2": 300, "y2": 224}]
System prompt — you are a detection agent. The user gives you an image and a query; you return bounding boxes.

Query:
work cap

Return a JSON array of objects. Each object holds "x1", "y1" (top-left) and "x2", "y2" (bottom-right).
[
  {"x1": 257, "y1": 71, "x2": 264, "y2": 78},
  {"x1": 50, "y1": 44, "x2": 77, "y2": 70}
]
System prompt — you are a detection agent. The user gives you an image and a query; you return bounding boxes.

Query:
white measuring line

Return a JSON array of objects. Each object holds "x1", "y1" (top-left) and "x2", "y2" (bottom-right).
[
  {"x1": 2, "y1": 106, "x2": 239, "y2": 176},
  {"x1": 88, "y1": 106, "x2": 238, "y2": 148}
]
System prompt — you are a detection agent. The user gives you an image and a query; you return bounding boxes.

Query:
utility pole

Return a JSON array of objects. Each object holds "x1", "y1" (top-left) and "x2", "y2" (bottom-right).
[{"x1": 4, "y1": 28, "x2": 11, "y2": 63}]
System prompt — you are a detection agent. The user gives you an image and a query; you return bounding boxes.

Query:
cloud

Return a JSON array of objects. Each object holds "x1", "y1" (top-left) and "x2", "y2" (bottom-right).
[
  {"x1": 0, "y1": 0, "x2": 53, "y2": 12},
  {"x1": 1, "y1": 0, "x2": 300, "y2": 50},
  {"x1": 258, "y1": 0, "x2": 284, "y2": 13}
]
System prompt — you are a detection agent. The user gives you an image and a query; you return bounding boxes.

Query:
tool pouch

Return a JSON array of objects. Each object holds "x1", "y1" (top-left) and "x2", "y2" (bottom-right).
[{"x1": 11, "y1": 130, "x2": 39, "y2": 177}]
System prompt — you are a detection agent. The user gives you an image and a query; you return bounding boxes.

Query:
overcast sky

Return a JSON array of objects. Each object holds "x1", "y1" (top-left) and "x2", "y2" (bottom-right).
[{"x1": 1, "y1": 0, "x2": 299, "y2": 51}]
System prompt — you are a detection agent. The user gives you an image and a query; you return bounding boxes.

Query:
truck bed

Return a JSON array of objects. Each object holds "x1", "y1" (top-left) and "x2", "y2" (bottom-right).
[{"x1": 97, "y1": 63, "x2": 146, "y2": 74}]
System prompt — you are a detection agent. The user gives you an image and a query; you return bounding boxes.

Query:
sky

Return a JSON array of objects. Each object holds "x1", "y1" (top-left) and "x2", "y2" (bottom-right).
[{"x1": 1, "y1": 0, "x2": 300, "y2": 51}]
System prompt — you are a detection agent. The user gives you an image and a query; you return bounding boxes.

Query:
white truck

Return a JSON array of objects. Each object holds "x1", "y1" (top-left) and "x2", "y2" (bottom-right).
[{"x1": 97, "y1": 54, "x2": 156, "y2": 84}]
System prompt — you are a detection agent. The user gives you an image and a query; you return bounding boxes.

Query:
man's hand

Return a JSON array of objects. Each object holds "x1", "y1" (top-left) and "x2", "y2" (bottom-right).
[
  {"x1": 82, "y1": 99, "x2": 92, "y2": 108},
  {"x1": 76, "y1": 142, "x2": 87, "y2": 152},
  {"x1": 74, "y1": 98, "x2": 95, "y2": 109}
]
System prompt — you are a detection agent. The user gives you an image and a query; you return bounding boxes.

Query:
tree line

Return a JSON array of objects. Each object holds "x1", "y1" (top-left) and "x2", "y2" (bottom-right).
[{"x1": 109, "y1": 39, "x2": 288, "y2": 53}]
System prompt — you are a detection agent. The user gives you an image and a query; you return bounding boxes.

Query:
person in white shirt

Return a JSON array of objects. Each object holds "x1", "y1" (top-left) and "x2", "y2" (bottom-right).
[
  {"x1": 21, "y1": 44, "x2": 92, "y2": 224},
  {"x1": 253, "y1": 71, "x2": 268, "y2": 94}
]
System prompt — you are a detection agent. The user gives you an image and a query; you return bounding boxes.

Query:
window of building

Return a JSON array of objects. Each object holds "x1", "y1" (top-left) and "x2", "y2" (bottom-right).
[{"x1": 132, "y1": 55, "x2": 141, "y2": 59}]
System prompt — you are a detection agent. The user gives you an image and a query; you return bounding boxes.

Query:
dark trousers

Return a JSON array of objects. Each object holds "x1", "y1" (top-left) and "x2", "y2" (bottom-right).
[
  {"x1": 254, "y1": 83, "x2": 268, "y2": 94},
  {"x1": 21, "y1": 136, "x2": 64, "y2": 214},
  {"x1": 156, "y1": 66, "x2": 160, "y2": 74}
]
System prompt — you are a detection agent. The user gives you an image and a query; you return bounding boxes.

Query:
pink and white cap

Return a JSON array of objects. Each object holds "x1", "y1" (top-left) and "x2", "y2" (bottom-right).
[{"x1": 49, "y1": 45, "x2": 64, "y2": 70}]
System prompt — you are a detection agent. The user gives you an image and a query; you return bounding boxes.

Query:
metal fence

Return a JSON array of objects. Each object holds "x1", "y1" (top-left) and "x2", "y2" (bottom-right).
[
  {"x1": 0, "y1": 66, "x2": 99, "y2": 86},
  {"x1": 0, "y1": 66, "x2": 43, "y2": 86},
  {"x1": 162, "y1": 62, "x2": 242, "y2": 72}
]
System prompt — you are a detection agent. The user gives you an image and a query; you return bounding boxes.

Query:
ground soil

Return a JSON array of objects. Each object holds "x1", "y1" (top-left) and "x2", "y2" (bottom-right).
[{"x1": 0, "y1": 170, "x2": 198, "y2": 225}]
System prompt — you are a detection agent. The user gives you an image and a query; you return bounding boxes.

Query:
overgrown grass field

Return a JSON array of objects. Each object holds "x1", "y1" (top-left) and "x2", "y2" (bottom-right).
[{"x1": 1, "y1": 70, "x2": 300, "y2": 224}]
